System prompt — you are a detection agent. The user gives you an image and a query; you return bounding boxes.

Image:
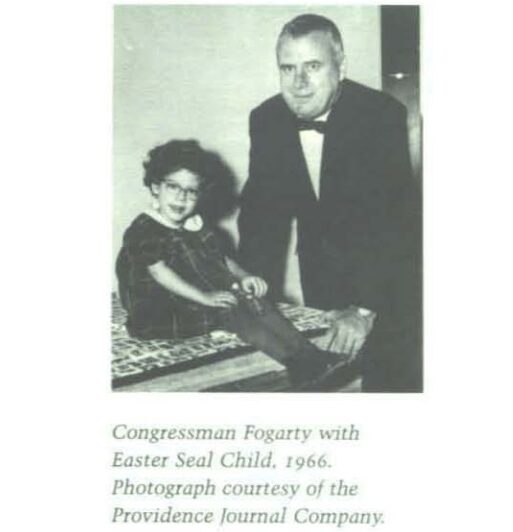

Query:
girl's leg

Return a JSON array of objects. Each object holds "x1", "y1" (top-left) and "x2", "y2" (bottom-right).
[
  {"x1": 223, "y1": 302, "x2": 300, "y2": 363},
  {"x1": 223, "y1": 299, "x2": 354, "y2": 391},
  {"x1": 248, "y1": 298, "x2": 322, "y2": 355}
]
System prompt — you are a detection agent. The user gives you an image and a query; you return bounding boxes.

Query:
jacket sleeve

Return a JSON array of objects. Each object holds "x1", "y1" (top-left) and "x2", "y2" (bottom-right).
[
  {"x1": 237, "y1": 105, "x2": 300, "y2": 299},
  {"x1": 237, "y1": 109, "x2": 273, "y2": 276}
]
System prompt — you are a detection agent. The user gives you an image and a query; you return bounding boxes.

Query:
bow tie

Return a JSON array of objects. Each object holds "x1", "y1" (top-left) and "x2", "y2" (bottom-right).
[{"x1": 297, "y1": 119, "x2": 326, "y2": 134}]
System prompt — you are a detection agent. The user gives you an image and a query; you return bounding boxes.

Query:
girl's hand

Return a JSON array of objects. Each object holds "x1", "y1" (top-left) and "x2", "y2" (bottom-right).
[
  {"x1": 241, "y1": 276, "x2": 268, "y2": 298},
  {"x1": 201, "y1": 291, "x2": 238, "y2": 308}
]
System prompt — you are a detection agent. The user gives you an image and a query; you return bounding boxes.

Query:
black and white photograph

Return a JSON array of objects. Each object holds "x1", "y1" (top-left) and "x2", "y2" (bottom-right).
[{"x1": 112, "y1": 5, "x2": 422, "y2": 393}]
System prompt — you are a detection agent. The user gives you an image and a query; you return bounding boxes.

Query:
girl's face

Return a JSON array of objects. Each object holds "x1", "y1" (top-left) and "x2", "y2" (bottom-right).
[{"x1": 151, "y1": 169, "x2": 202, "y2": 227}]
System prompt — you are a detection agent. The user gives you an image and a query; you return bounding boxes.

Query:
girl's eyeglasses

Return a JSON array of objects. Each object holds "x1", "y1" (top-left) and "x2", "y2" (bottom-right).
[{"x1": 164, "y1": 181, "x2": 200, "y2": 201}]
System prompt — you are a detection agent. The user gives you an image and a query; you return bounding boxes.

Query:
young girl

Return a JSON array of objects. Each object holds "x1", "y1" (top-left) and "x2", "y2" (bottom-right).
[{"x1": 116, "y1": 140, "x2": 350, "y2": 391}]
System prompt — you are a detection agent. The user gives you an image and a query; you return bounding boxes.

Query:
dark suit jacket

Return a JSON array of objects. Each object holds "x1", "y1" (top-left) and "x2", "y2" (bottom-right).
[{"x1": 238, "y1": 79, "x2": 422, "y2": 390}]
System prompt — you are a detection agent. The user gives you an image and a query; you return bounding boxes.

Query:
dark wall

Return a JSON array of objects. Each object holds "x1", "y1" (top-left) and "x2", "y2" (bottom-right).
[{"x1": 381, "y1": 5, "x2": 421, "y2": 182}]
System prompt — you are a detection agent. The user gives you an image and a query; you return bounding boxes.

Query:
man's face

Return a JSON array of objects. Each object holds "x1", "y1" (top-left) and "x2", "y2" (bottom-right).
[{"x1": 277, "y1": 31, "x2": 343, "y2": 120}]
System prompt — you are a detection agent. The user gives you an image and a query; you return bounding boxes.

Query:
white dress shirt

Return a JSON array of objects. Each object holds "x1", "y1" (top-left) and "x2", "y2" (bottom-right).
[{"x1": 282, "y1": 112, "x2": 328, "y2": 305}]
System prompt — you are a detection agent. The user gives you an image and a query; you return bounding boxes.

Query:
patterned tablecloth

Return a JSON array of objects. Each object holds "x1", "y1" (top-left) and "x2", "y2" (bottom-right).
[{"x1": 111, "y1": 294, "x2": 329, "y2": 389}]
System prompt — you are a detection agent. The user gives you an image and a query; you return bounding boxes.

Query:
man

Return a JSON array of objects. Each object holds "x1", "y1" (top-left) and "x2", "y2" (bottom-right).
[{"x1": 238, "y1": 14, "x2": 421, "y2": 392}]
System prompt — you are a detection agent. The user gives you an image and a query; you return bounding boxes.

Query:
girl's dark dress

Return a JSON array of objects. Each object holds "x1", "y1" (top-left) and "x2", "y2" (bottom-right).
[
  {"x1": 116, "y1": 213, "x2": 237, "y2": 339},
  {"x1": 116, "y1": 212, "x2": 343, "y2": 380}
]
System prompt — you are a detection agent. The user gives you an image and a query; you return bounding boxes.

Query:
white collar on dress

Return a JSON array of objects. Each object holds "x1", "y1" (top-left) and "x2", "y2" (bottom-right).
[{"x1": 144, "y1": 208, "x2": 204, "y2": 232}]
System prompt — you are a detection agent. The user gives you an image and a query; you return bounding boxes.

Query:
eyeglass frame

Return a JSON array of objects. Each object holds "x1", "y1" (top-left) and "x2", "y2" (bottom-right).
[{"x1": 161, "y1": 178, "x2": 202, "y2": 202}]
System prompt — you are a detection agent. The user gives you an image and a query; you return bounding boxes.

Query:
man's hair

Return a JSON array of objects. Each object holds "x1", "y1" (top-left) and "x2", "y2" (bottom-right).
[{"x1": 277, "y1": 14, "x2": 344, "y2": 56}]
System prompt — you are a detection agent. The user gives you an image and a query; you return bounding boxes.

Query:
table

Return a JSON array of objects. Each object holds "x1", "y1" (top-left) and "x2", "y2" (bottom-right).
[{"x1": 111, "y1": 294, "x2": 361, "y2": 393}]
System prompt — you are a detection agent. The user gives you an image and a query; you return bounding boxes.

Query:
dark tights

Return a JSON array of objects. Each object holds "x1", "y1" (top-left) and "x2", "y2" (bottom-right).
[{"x1": 222, "y1": 298, "x2": 320, "y2": 364}]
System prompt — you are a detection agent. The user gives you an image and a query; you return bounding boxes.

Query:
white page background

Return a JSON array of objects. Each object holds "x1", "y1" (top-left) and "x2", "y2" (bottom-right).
[{"x1": 2, "y1": 1, "x2": 511, "y2": 531}]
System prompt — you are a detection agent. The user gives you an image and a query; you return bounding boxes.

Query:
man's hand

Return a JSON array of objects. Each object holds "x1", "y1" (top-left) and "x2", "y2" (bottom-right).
[
  {"x1": 240, "y1": 276, "x2": 268, "y2": 298},
  {"x1": 321, "y1": 307, "x2": 376, "y2": 359},
  {"x1": 201, "y1": 291, "x2": 238, "y2": 308}
]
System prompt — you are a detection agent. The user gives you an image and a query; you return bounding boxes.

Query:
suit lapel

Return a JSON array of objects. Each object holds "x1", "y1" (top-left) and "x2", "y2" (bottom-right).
[{"x1": 320, "y1": 80, "x2": 361, "y2": 202}]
